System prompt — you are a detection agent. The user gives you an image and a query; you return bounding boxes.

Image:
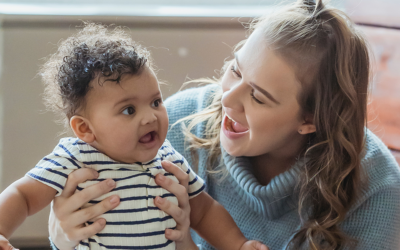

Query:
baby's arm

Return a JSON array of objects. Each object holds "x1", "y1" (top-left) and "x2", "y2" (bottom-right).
[
  {"x1": 0, "y1": 176, "x2": 57, "y2": 240},
  {"x1": 190, "y1": 192, "x2": 260, "y2": 250}
]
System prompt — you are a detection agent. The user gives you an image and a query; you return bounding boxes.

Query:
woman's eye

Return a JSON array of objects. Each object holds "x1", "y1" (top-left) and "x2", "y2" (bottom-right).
[
  {"x1": 250, "y1": 90, "x2": 264, "y2": 104},
  {"x1": 230, "y1": 65, "x2": 241, "y2": 78},
  {"x1": 152, "y1": 99, "x2": 162, "y2": 108},
  {"x1": 122, "y1": 106, "x2": 135, "y2": 115}
]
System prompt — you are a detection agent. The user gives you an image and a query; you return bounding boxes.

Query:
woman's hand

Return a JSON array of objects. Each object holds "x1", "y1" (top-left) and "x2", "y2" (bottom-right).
[
  {"x1": 154, "y1": 160, "x2": 198, "y2": 250},
  {"x1": 49, "y1": 168, "x2": 120, "y2": 250},
  {"x1": 0, "y1": 235, "x2": 18, "y2": 250},
  {"x1": 240, "y1": 240, "x2": 269, "y2": 250}
]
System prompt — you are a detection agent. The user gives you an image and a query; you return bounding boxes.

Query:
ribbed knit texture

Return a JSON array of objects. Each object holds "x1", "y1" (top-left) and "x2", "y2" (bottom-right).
[{"x1": 165, "y1": 84, "x2": 400, "y2": 250}]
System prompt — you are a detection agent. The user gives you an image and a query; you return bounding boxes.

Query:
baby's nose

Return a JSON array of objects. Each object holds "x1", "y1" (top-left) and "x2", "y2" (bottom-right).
[{"x1": 140, "y1": 111, "x2": 157, "y2": 125}]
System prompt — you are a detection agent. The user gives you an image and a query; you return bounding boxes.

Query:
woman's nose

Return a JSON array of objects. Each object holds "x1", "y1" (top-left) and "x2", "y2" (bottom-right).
[
  {"x1": 221, "y1": 81, "x2": 245, "y2": 112},
  {"x1": 140, "y1": 110, "x2": 157, "y2": 126}
]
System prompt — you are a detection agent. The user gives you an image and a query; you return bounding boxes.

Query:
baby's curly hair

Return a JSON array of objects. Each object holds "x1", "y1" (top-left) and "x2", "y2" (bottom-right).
[{"x1": 40, "y1": 22, "x2": 152, "y2": 132}]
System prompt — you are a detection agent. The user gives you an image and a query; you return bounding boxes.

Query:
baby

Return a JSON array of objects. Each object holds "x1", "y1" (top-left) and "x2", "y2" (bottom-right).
[{"x1": 0, "y1": 23, "x2": 266, "y2": 250}]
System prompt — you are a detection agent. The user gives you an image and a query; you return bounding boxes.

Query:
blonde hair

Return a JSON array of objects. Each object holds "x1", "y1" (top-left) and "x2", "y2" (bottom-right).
[{"x1": 178, "y1": 0, "x2": 370, "y2": 249}]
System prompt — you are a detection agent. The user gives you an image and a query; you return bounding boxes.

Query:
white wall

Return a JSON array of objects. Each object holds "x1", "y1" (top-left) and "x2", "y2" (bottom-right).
[{"x1": 0, "y1": 15, "x2": 246, "y2": 246}]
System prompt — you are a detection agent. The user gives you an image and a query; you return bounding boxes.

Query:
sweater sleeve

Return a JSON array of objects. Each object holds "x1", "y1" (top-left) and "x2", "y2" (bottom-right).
[{"x1": 340, "y1": 187, "x2": 400, "y2": 250}]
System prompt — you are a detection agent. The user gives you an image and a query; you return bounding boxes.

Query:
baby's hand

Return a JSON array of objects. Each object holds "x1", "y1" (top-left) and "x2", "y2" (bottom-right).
[
  {"x1": 240, "y1": 240, "x2": 269, "y2": 250},
  {"x1": 0, "y1": 235, "x2": 18, "y2": 250}
]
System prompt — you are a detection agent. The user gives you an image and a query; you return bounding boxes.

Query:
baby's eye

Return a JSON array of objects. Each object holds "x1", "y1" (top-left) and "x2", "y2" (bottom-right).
[
  {"x1": 122, "y1": 106, "x2": 135, "y2": 115},
  {"x1": 152, "y1": 99, "x2": 162, "y2": 108}
]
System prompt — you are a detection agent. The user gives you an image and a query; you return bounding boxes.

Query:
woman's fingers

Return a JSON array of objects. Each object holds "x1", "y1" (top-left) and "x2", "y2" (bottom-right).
[
  {"x1": 155, "y1": 161, "x2": 194, "y2": 248},
  {"x1": 156, "y1": 160, "x2": 190, "y2": 208},
  {"x1": 160, "y1": 161, "x2": 189, "y2": 188},
  {"x1": 165, "y1": 228, "x2": 184, "y2": 242},
  {"x1": 254, "y1": 242, "x2": 269, "y2": 250},
  {"x1": 155, "y1": 174, "x2": 189, "y2": 208},
  {"x1": 63, "y1": 218, "x2": 107, "y2": 243},
  {"x1": 241, "y1": 240, "x2": 270, "y2": 250},
  {"x1": 67, "y1": 195, "x2": 120, "y2": 226},
  {"x1": 78, "y1": 218, "x2": 107, "y2": 239},
  {"x1": 55, "y1": 179, "x2": 116, "y2": 215},
  {"x1": 156, "y1": 160, "x2": 191, "y2": 220},
  {"x1": 0, "y1": 235, "x2": 18, "y2": 250},
  {"x1": 49, "y1": 171, "x2": 118, "y2": 249},
  {"x1": 155, "y1": 197, "x2": 189, "y2": 228},
  {"x1": 61, "y1": 168, "x2": 99, "y2": 198}
]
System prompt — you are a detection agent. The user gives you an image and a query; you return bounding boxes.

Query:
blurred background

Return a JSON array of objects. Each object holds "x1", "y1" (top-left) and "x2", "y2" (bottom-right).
[{"x1": 0, "y1": 0, "x2": 399, "y2": 249}]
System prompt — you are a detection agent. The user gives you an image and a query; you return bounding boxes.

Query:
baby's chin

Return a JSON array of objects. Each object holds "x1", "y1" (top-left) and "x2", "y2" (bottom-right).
[
  {"x1": 118, "y1": 150, "x2": 160, "y2": 165},
  {"x1": 102, "y1": 140, "x2": 164, "y2": 164}
]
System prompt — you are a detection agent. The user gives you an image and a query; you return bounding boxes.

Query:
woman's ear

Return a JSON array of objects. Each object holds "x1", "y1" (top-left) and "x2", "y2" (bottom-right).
[
  {"x1": 70, "y1": 115, "x2": 95, "y2": 143},
  {"x1": 298, "y1": 114, "x2": 316, "y2": 135}
]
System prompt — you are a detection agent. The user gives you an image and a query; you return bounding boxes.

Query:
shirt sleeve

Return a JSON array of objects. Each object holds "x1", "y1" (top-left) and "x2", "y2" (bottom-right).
[
  {"x1": 162, "y1": 140, "x2": 205, "y2": 199},
  {"x1": 26, "y1": 142, "x2": 84, "y2": 196}
]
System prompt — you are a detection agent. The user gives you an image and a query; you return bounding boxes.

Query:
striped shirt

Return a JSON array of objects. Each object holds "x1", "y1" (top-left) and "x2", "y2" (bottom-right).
[{"x1": 27, "y1": 137, "x2": 205, "y2": 250}]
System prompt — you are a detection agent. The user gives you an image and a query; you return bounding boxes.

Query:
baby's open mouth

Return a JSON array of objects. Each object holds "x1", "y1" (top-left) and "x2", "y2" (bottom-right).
[
  {"x1": 225, "y1": 115, "x2": 249, "y2": 133},
  {"x1": 139, "y1": 131, "x2": 156, "y2": 143}
]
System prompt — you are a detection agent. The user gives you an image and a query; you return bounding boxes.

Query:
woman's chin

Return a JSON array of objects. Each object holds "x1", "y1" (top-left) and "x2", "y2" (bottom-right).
[{"x1": 220, "y1": 135, "x2": 244, "y2": 157}]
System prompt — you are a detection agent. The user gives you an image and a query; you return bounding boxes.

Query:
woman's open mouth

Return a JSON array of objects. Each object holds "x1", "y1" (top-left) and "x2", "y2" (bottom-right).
[{"x1": 222, "y1": 114, "x2": 249, "y2": 139}]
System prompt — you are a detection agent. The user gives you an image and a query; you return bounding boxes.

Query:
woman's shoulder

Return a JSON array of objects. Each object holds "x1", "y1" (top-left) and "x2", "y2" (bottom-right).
[
  {"x1": 352, "y1": 129, "x2": 400, "y2": 209},
  {"x1": 362, "y1": 129, "x2": 400, "y2": 187},
  {"x1": 337, "y1": 130, "x2": 400, "y2": 248}
]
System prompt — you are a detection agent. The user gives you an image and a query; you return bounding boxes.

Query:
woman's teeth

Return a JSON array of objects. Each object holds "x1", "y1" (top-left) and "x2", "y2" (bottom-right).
[
  {"x1": 226, "y1": 117, "x2": 234, "y2": 132},
  {"x1": 226, "y1": 114, "x2": 236, "y2": 123},
  {"x1": 226, "y1": 114, "x2": 249, "y2": 133}
]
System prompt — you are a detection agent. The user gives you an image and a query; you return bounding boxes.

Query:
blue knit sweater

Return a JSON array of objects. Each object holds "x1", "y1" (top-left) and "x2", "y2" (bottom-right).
[{"x1": 165, "y1": 84, "x2": 400, "y2": 250}]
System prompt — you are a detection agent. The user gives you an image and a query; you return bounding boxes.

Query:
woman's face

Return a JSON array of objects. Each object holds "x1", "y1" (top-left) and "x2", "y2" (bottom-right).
[{"x1": 220, "y1": 29, "x2": 311, "y2": 159}]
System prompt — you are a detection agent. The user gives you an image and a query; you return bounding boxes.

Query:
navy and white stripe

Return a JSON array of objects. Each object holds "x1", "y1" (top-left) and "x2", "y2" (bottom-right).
[{"x1": 26, "y1": 137, "x2": 205, "y2": 250}]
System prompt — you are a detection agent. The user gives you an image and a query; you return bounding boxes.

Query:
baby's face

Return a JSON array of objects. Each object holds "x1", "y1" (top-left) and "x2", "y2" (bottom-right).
[{"x1": 83, "y1": 66, "x2": 169, "y2": 163}]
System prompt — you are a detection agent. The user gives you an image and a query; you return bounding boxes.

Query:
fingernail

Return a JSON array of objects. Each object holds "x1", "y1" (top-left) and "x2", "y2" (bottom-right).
[
  {"x1": 156, "y1": 196, "x2": 164, "y2": 204},
  {"x1": 162, "y1": 160, "x2": 169, "y2": 165},
  {"x1": 158, "y1": 174, "x2": 165, "y2": 181},
  {"x1": 110, "y1": 196, "x2": 119, "y2": 204},
  {"x1": 107, "y1": 179, "x2": 116, "y2": 187},
  {"x1": 93, "y1": 171, "x2": 99, "y2": 179},
  {"x1": 98, "y1": 219, "x2": 106, "y2": 226}
]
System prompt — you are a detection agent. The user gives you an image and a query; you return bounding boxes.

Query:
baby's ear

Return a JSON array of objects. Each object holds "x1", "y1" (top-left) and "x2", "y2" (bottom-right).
[{"x1": 70, "y1": 115, "x2": 95, "y2": 143}]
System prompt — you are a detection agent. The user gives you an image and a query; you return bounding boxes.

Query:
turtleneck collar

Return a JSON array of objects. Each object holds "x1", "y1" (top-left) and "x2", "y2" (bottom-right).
[{"x1": 221, "y1": 146, "x2": 304, "y2": 220}]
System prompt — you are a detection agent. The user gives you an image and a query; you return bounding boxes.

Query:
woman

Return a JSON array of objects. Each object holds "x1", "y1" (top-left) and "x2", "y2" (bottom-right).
[{"x1": 48, "y1": 0, "x2": 400, "y2": 249}]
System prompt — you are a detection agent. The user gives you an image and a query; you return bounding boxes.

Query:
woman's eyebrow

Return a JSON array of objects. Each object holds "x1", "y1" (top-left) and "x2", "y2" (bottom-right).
[
  {"x1": 250, "y1": 82, "x2": 280, "y2": 105},
  {"x1": 234, "y1": 53, "x2": 280, "y2": 105}
]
